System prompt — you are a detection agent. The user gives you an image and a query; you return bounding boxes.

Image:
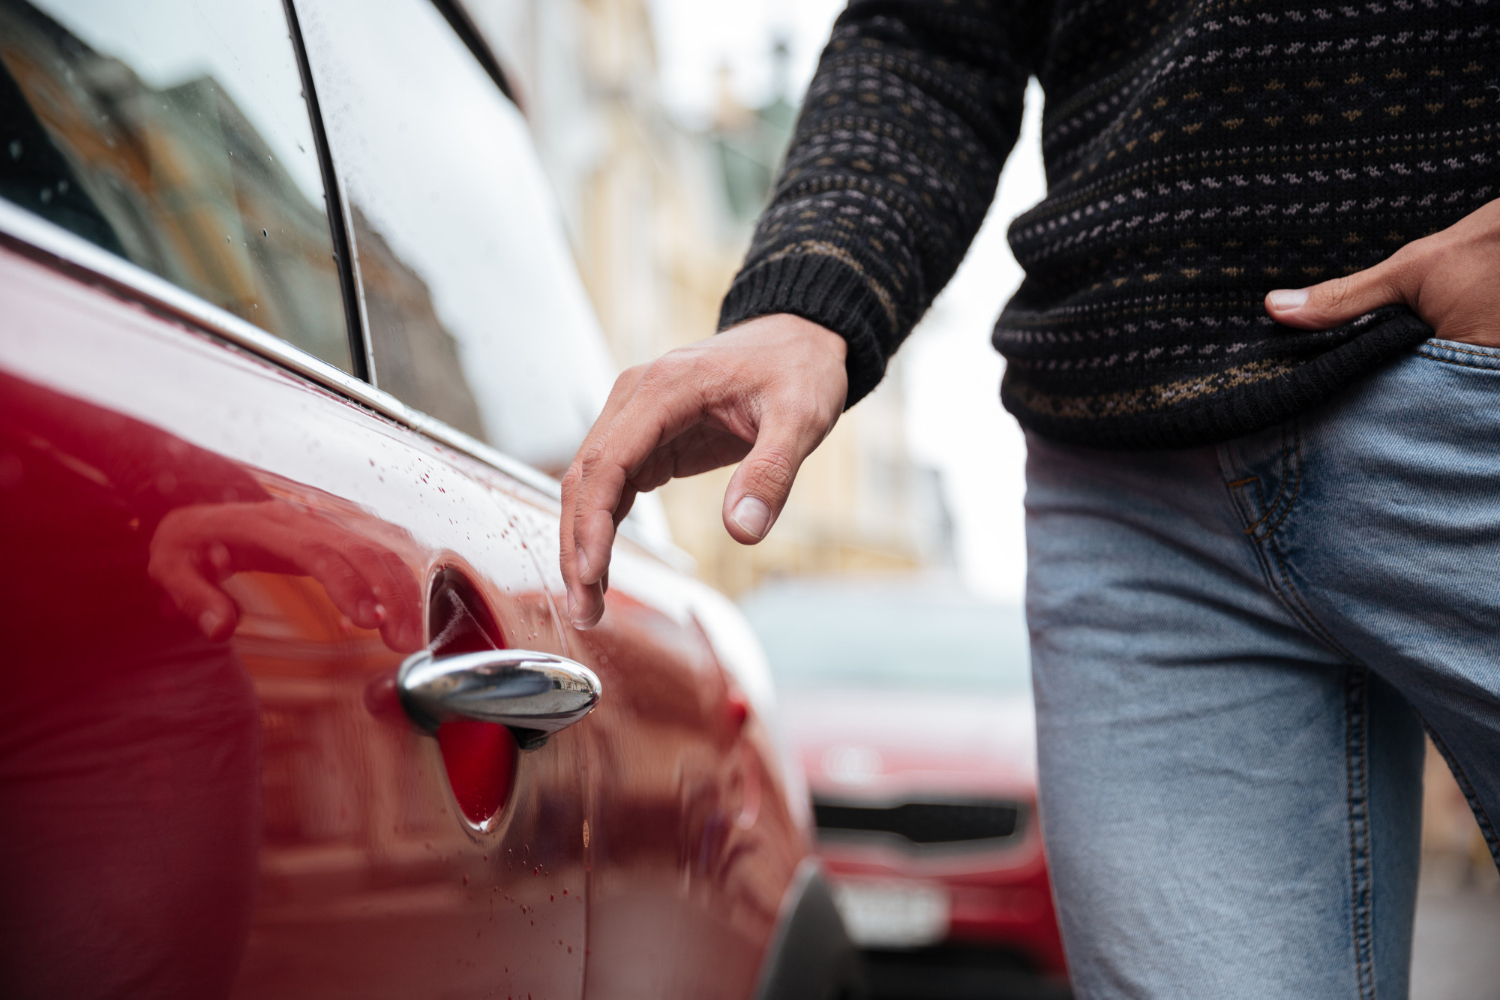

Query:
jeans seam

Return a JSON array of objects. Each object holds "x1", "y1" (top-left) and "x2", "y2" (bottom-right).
[
  {"x1": 1345, "y1": 667, "x2": 1377, "y2": 1000},
  {"x1": 1222, "y1": 424, "x2": 1362, "y2": 664},
  {"x1": 1266, "y1": 539, "x2": 1363, "y2": 664},
  {"x1": 1418, "y1": 354, "x2": 1500, "y2": 373},
  {"x1": 1420, "y1": 340, "x2": 1500, "y2": 359},
  {"x1": 1262, "y1": 422, "x2": 1304, "y2": 539},
  {"x1": 1239, "y1": 423, "x2": 1293, "y2": 537},
  {"x1": 1422, "y1": 722, "x2": 1500, "y2": 868}
]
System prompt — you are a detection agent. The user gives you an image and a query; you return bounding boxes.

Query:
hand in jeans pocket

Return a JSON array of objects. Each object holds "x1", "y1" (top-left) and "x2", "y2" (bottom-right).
[{"x1": 1264, "y1": 197, "x2": 1500, "y2": 348}]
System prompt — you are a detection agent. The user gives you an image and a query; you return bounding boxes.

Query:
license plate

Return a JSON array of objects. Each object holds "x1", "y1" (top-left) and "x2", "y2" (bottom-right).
[{"x1": 830, "y1": 878, "x2": 950, "y2": 948}]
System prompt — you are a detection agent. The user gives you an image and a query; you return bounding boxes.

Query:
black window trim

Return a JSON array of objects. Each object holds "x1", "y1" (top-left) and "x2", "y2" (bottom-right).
[
  {"x1": 282, "y1": 0, "x2": 371, "y2": 382},
  {"x1": 278, "y1": 0, "x2": 523, "y2": 400},
  {"x1": 427, "y1": 0, "x2": 518, "y2": 107}
]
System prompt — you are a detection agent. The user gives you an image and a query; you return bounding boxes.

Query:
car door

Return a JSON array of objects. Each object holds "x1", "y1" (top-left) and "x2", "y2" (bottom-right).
[
  {"x1": 285, "y1": 3, "x2": 821, "y2": 995},
  {"x1": 0, "y1": 1, "x2": 588, "y2": 997}
]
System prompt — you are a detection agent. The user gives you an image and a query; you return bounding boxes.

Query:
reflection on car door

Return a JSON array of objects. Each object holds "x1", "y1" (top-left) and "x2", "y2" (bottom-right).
[
  {"x1": 0, "y1": 0, "x2": 591, "y2": 993},
  {"x1": 0, "y1": 248, "x2": 590, "y2": 999}
]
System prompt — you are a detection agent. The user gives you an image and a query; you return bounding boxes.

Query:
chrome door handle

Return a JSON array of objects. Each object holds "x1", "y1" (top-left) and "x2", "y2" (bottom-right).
[{"x1": 397, "y1": 649, "x2": 601, "y2": 740}]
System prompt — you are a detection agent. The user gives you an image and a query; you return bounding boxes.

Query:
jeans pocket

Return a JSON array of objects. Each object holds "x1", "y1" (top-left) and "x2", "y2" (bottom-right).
[
  {"x1": 1418, "y1": 338, "x2": 1500, "y2": 372},
  {"x1": 1218, "y1": 419, "x2": 1301, "y2": 542}
]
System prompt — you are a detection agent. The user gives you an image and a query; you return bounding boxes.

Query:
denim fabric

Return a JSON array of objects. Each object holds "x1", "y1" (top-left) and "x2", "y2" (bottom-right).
[{"x1": 1025, "y1": 338, "x2": 1500, "y2": 999}]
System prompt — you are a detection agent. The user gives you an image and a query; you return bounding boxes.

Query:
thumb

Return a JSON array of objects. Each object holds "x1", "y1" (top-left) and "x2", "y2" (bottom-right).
[
  {"x1": 722, "y1": 422, "x2": 816, "y2": 545},
  {"x1": 1265, "y1": 254, "x2": 1417, "y2": 329}
]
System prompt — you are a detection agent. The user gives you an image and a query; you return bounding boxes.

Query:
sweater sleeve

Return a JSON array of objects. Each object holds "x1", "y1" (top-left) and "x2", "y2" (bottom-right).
[{"x1": 718, "y1": 0, "x2": 1049, "y2": 408}]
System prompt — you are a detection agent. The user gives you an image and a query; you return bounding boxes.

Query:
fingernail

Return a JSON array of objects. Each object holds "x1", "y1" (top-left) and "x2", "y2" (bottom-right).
[
  {"x1": 731, "y1": 496, "x2": 772, "y2": 539},
  {"x1": 358, "y1": 599, "x2": 377, "y2": 626},
  {"x1": 199, "y1": 610, "x2": 222, "y2": 638},
  {"x1": 373, "y1": 602, "x2": 386, "y2": 624},
  {"x1": 567, "y1": 590, "x2": 581, "y2": 626},
  {"x1": 1267, "y1": 288, "x2": 1309, "y2": 310}
]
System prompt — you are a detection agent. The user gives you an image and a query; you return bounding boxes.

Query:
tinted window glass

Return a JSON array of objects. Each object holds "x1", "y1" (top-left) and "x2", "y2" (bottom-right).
[
  {"x1": 297, "y1": 0, "x2": 615, "y2": 474},
  {"x1": 741, "y1": 586, "x2": 1032, "y2": 695},
  {"x1": 0, "y1": 0, "x2": 352, "y2": 372}
]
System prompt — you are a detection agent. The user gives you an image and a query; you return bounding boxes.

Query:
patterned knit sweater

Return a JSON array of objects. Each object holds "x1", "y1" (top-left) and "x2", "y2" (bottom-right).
[{"x1": 718, "y1": 0, "x2": 1498, "y2": 449}]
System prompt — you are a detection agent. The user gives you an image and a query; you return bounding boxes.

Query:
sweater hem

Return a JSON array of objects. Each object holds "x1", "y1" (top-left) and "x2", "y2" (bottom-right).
[{"x1": 1002, "y1": 313, "x2": 1435, "y2": 451}]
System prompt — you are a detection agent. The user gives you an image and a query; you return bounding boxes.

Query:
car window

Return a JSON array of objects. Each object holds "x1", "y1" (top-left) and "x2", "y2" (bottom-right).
[
  {"x1": 741, "y1": 586, "x2": 1033, "y2": 695},
  {"x1": 0, "y1": 0, "x2": 353, "y2": 373},
  {"x1": 295, "y1": 0, "x2": 616, "y2": 475}
]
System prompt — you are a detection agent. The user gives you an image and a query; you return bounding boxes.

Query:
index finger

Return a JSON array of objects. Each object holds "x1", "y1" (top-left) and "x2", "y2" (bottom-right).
[
  {"x1": 559, "y1": 366, "x2": 648, "y2": 627},
  {"x1": 561, "y1": 368, "x2": 696, "y2": 628}
]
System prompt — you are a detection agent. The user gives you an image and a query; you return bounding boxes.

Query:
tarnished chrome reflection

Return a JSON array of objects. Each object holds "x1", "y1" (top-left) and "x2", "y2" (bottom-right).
[{"x1": 397, "y1": 649, "x2": 601, "y2": 735}]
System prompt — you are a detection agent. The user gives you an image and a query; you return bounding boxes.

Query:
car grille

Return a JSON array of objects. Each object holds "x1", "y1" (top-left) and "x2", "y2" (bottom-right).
[{"x1": 813, "y1": 799, "x2": 1022, "y2": 846}]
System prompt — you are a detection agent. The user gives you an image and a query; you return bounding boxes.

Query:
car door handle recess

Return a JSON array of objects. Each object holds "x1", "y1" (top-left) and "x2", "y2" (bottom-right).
[{"x1": 398, "y1": 649, "x2": 601, "y2": 735}]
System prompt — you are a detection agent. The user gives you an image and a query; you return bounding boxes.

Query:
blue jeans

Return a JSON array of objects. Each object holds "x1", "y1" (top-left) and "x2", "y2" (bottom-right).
[{"x1": 1025, "y1": 338, "x2": 1500, "y2": 999}]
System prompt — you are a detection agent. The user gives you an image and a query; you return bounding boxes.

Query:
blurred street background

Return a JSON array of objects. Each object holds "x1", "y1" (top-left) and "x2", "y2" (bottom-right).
[{"x1": 464, "y1": 1, "x2": 1498, "y2": 995}]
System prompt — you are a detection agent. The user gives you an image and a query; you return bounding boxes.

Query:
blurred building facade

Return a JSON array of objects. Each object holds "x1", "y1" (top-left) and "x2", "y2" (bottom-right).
[{"x1": 466, "y1": 0, "x2": 953, "y2": 596}]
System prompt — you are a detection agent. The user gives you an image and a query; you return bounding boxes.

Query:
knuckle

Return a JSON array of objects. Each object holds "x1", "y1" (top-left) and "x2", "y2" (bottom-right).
[
  {"x1": 608, "y1": 364, "x2": 648, "y2": 399},
  {"x1": 641, "y1": 353, "x2": 691, "y2": 391},
  {"x1": 1319, "y1": 276, "x2": 1358, "y2": 311},
  {"x1": 750, "y1": 448, "x2": 797, "y2": 493},
  {"x1": 560, "y1": 463, "x2": 581, "y2": 499},
  {"x1": 786, "y1": 395, "x2": 830, "y2": 431},
  {"x1": 577, "y1": 440, "x2": 612, "y2": 475},
  {"x1": 619, "y1": 363, "x2": 652, "y2": 390},
  {"x1": 1387, "y1": 241, "x2": 1431, "y2": 287},
  {"x1": 345, "y1": 541, "x2": 379, "y2": 564}
]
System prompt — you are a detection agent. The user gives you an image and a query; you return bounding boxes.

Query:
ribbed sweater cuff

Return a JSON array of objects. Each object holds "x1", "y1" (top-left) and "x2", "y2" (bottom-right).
[{"x1": 717, "y1": 254, "x2": 893, "y2": 409}]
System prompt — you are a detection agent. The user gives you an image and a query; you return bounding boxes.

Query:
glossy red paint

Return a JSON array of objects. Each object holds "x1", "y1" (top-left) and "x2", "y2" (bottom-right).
[{"x1": 0, "y1": 241, "x2": 809, "y2": 998}]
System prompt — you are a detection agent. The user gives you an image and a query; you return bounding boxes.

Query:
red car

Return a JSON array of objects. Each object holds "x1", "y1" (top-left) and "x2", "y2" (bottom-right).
[
  {"x1": 742, "y1": 581, "x2": 1070, "y2": 999},
  {"x1": 0, "y1": 0, "x2": 859, "y2": 997}
]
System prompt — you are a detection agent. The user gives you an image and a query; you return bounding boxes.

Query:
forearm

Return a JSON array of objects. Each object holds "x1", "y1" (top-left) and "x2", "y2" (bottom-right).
[{"x1": 718, "y1": 0, "x2": 1047, "y2": 407}]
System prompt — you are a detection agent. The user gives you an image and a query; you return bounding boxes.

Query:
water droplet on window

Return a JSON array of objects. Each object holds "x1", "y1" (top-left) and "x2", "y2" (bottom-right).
[
  {"x1": 227, "y1": 236, "x2": 232, "y2": 242},
  {"x1": 57, "y1": 180, "x2": 67, "y2": 193},
  {"x1": 7, "y1": 140, "x2": 20, "y2": 160},
  {"x1": 262, "y1": 228, "x2": 268, "y2": 237},
  {"x1": 39, "y1": 188, "x2": 52, "y2": 204}
]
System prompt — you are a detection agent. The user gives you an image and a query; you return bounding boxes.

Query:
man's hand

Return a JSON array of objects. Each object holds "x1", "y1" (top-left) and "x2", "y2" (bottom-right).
[
  {"x1": 560, "y1": 314, "x2": 849, "y2": 629},
  {"x1": 1265, "y1": 198, "x2": 1500, "y2": 347}
]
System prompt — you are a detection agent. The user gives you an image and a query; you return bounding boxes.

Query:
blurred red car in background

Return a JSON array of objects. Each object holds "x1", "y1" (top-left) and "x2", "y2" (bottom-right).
[{"x1": 742, "y1": 581, "x2": 1070, "y2": 1000}]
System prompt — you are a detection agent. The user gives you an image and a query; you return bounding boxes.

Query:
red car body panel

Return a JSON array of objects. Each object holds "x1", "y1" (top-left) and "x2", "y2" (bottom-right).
[{"x1": 0, "y1": 242, "x2": 806, "y2": 998}]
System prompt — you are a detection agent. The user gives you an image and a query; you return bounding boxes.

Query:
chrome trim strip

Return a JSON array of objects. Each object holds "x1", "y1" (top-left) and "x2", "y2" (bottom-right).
[{"x1": 0, "y1": 197, "x2": 563, "y2": 500}]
